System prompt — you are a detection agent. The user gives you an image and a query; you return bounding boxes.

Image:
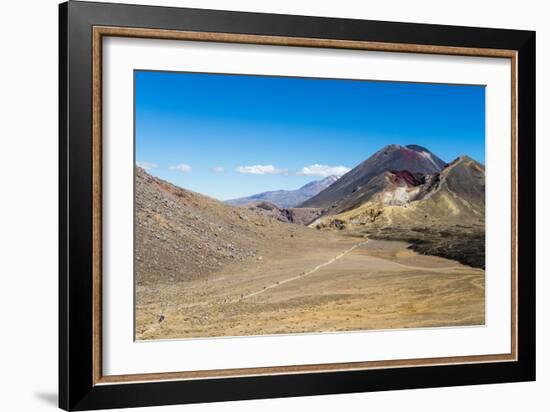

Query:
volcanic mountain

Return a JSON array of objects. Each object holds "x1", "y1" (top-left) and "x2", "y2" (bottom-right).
[
  {"x1": 310, "y1": 155, "x2": 485, "y2": 268},
  {"x1": 313, "y1": 155, "x2": 485, "y2": 228},
  {"x1": 226, "y1": 175, "x2": 339, "y2": 208},
  {"x1": 300, "y1": 144, "x2": 446, "y2": 211}
]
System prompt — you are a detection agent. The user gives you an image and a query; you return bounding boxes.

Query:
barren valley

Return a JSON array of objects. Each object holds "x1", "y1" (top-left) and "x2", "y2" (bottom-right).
[{"x1": 135, "y1": 144, "x2": 486, "y2": 340}]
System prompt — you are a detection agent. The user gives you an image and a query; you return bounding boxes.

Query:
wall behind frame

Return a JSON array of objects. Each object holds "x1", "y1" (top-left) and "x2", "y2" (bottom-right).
[{"x1": 0, "y1": 0, "x2": 546, "y2": 411}]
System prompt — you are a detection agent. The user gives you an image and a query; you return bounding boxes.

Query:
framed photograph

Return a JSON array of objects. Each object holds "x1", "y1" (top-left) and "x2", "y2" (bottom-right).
[{"x1": 59, "y1": 1, "x2": 535, "y2": 410}]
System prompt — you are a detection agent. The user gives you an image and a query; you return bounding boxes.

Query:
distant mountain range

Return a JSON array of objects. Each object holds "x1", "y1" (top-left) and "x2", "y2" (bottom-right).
[{"x1": 225, "y1": 175, "x2": 340, "y2": 208}]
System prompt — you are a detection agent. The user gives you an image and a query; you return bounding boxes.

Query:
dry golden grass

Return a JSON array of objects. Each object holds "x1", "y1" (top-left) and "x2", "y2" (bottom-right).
[{"x1": 136, "y1": 237, "x2": 484, "y2": 340}]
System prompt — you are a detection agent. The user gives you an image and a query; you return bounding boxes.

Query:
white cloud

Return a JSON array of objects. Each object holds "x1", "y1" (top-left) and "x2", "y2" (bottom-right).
[
  {"x1": 297, "y1": 164, "x2": 351, "y2": 177},
  {"x1": 211, "y1": 166, "x2": 225, "y2": 173},
  {"x1": 169, "y1": 163, "x2": 192, "y2": 173},
  {"x1": 136, "y1": 161, "x2": 158, "y2": 171},
  {"x1": 235, "y1": 165, "x2": 285, "y2": 175}
]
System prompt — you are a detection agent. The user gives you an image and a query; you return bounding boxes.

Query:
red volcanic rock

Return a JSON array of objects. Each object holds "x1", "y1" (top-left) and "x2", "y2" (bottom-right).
[{"x1": 388, "y1": 170, "x2": 424, "y2": 187}]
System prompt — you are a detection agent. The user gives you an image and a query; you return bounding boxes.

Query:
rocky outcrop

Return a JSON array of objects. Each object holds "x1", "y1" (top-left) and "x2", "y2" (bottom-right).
[{"x1": 241, "y1": 201, "x2": 322, "y2": 225}]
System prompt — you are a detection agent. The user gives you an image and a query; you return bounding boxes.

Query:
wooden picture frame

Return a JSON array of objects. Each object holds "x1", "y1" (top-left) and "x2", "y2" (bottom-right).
[{"x1": 59, "y1": 1, "x2": 535, "y2": 410}]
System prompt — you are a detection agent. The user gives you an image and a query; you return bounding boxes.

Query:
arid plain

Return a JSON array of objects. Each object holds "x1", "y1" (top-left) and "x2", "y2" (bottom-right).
[{"x1": 136, "y1": 234, "x2": 484, "y2": 339}]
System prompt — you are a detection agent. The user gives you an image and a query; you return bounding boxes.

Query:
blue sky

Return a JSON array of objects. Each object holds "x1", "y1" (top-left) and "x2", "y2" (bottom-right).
[{"x1": 135, "y1": 70, "x2": 485, "y2": 201}]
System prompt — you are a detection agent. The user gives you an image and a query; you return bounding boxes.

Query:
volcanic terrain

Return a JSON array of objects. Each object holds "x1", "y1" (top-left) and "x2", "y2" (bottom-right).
[
  {"x1": 135, "y1": 143, "x2": 485, "y2": 340},
  {"x1": 310, "y1": 153, "x2": 485, "y2": 268}
]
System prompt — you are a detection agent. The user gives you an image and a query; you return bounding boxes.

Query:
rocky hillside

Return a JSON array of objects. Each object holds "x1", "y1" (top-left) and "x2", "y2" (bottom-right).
[
  {"x1": 239, "y1": 201, "x2": 322, "y2": 225},
  {"x1": 226, "y1": 175, "x2": 339, "y2": 208},
  {"x1": 135, "y1": 167, "x2": 308, "y2": 284},
  {"x1": 301, "y1": 144, "x2": 446, "y2": 210}
]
